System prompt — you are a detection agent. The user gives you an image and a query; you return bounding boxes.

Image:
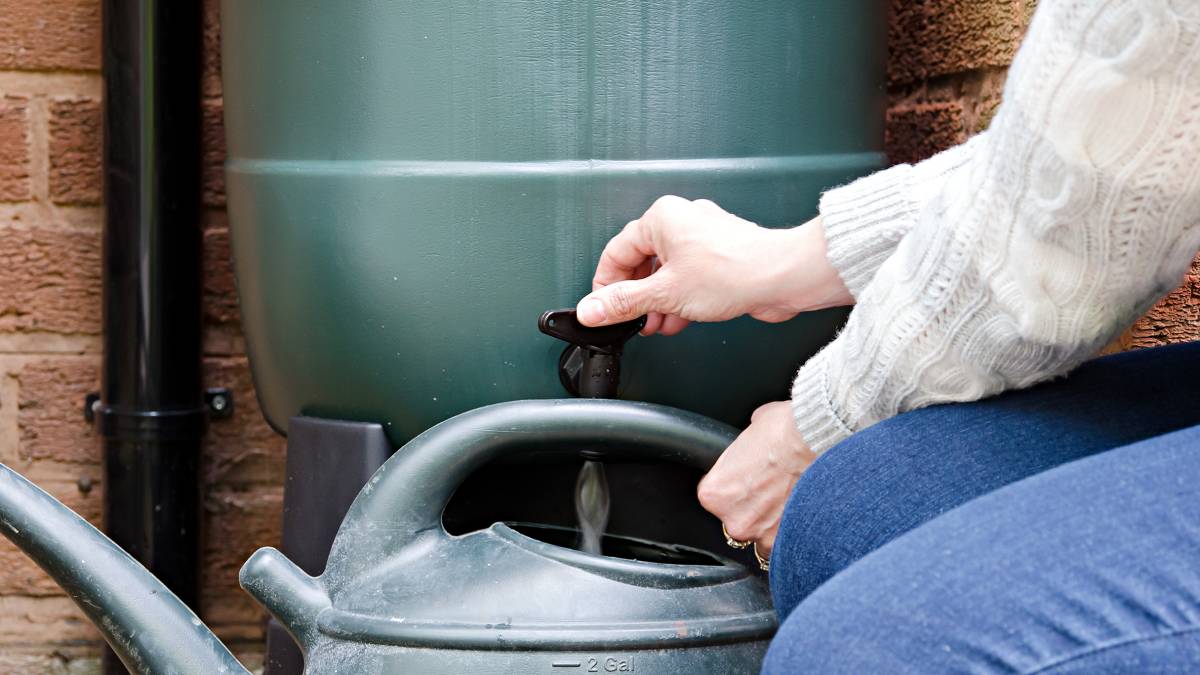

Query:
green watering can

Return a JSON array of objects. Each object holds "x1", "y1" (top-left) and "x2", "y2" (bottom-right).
[{"x1": 0, "y1": 399, "x2": 776, "y2": 674}]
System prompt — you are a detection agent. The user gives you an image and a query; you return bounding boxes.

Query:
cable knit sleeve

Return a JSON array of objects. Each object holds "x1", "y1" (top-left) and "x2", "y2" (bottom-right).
[
  {"x1": 792, "y1": 0, "x2": 1200, "y2": 454},
  {"x1": 819, "y1": 134, "x2": 984, "y2": 298}
]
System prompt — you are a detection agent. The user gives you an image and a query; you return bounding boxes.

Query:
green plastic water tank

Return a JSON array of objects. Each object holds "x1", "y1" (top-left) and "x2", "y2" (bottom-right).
[{"x1": 222, "y1": 1, "x2": 885, "y2": 445}]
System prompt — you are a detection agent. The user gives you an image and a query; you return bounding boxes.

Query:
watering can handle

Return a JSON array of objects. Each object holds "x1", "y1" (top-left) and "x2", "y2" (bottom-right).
[{"x1": 330, "y1": 399, "x2": 739, "y2": 558}]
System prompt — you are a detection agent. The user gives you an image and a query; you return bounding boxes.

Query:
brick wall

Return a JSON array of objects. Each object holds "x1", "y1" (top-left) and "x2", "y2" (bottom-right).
[
  {"x1": 0, "y1": 0, "x2": 281, "y2": 671},
  {"x1": 886, "y1": 0, "x2": 1200, "y2": 349},
  {"x1": 0, "y1": 0, "x2": 1195, "y2": 672}
]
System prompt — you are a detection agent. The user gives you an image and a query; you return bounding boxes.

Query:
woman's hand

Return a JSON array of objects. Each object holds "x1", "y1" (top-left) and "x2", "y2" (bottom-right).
[
  {"x1": 578, "y1": 196, "x2": 831, "y2": 556},
  {"x1": 576, "y1": 195, "x2": 851, "y2": 335},
  {"x1": 697, "y1": 401, "x2": 816, "y2": 558}
]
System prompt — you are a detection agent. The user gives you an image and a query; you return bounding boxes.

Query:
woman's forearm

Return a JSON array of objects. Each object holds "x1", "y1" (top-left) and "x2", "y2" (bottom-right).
[{"x1": 757, "y1": 218, "x2": 854, "y2": 315}]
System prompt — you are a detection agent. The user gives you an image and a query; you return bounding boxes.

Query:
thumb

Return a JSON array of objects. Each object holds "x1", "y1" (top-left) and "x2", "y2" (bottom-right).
[{"x1": 577, "y1": 277, "x2": 667, "y2": 326}]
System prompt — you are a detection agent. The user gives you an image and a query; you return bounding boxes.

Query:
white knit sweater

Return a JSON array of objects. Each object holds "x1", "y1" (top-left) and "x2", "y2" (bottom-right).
[{"x1": 792, "y1": 0, "x2": 1200, "y2": 454}]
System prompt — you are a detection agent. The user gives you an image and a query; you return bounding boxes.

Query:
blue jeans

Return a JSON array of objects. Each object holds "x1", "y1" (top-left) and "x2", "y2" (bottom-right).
[{"x1": 765, "y1": 340, "x2": 1200, "y2": 673}]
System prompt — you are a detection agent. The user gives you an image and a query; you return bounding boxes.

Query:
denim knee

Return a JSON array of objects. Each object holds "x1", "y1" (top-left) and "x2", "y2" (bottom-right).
[
  {"x1": 762, "y1": 583, "x2": 898, "y2": 675},
  {"x1": 768, "y1": 435, "x2": 858, "y2": 619},
  {"x1": 770, "y1": 401, "x2": 1017, "y2": 619}
]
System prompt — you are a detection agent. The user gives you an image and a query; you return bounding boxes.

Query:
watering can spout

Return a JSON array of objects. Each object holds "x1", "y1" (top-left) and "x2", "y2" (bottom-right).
[
  {"x1": 240, "y1": 547, "x2": 330, "y2": 647},
  {"x1": 0, "y1": 463, "x2": 248, "y2": 674}
]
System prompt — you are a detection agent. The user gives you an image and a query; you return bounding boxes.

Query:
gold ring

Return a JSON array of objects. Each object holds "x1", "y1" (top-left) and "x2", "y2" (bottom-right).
[
  {"x1": 753, "y1": 543, "x2": 770, "y2": 572},
  {"x1": 722, "y1": 523, "x2": 751, "y2": 549}
]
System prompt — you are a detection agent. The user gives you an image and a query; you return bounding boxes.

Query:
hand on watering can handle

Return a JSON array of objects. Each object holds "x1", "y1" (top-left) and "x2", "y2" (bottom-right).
[
  {"x1": 697, "y1": 401, "x2": 817, "y2": 560},
  {"x1": 576, "y1": 196, "x2": 852, "y2": 336}
]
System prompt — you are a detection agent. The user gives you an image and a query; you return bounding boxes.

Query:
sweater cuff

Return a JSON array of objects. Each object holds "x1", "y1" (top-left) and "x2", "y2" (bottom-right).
[
  {"x1": 818, "y1": 163, "x2": 918, "y2": 299},
  {"x1": 790, "y1": 350, "x2": 855, "y2": 455}
]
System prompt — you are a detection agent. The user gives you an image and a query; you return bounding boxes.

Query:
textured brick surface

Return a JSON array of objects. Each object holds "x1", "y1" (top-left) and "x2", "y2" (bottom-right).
[
  {"x1": 204, "y1": 227, "x2": 241, "y2": 326},
  {"x1": 0, "y1": 596, "x2": 99, "y2": 647},
  {"x1": 201, "y1": 356, "x2": 284, "y2": 646},
  {"x1": 0, "y1": 653, "x2": 99, "y2": 674},
  {"x1": 16, "y1": 357, "x2": 100, "y2": 465},
  {"x1": 203, "y1": 0, "x2": 223, "y2": 99},
  {"x1": 203, "y1": 357, "x2": 286, "y2": 487},
  {"x1": 48, "y1": 97, "x2": 102, "y2": 205},
  {"x1": 0, "y1": 96, "x2": 32, "y2": 201},
  {"x1": 1117, "y1": 256, "x2": 1200, "y2": 350},
  {"x1": 888, "y1": 0, "x2": 1028, "y2": 86},
  {"x1": 201, "y1": 211, "x2": 247, "y2": 356},
  {"x1": 202, "y1": 485, "x2": 283, "y2": 644},
  {"x1": 0, "y1": 0, "x2": 101, "y2": 71},
  {"x1": 884, "y1": 0, "x2": 1024, "y2": 164},
  {"x1": 202, "y1": 100, "x2": 226, "y2": 207},
  {"x1": 0, "y1": 227, "x2": 102, "y2": 334},
  {"x1": 885, "y1": 101, "x2": 966, "y2": 165},
  {"x1": 0, "y1": 3, "x2": 106, "y2": 657}
]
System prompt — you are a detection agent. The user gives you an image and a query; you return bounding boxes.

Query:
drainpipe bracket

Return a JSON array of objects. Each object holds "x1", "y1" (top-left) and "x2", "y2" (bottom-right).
[
  {"x1": 83, "y1": 392, "x2": 101, "y2": 424},
  {"x1": 204, "y1": 388, "x2": 234, "y2": 419},
  {"x1": 82, "y1": 388, "x2": 234, "y2": 434}
]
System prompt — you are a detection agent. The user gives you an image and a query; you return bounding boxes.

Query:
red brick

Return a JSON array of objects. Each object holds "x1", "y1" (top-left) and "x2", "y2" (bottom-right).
[
  {"x1": 201, "y1": 485, "x2": 282, "y2": 642},
  {"x1": 0, "y1": 97, "x2": 32, "y2": 202},
  {"x1": 199, "y1": 357, "x2": 284, "y2": 642},
  {"x1": 1023, "y1": 0, "x2": 1040, "y2": 25},
  {"x1": 201, "y1": 211, "x2": 246, "y2": 356},
  {"x1": 202, "y1": 207, "x2": 229, "y2": 232},
  {"x1": 204, "y1": 323, "x2": 247, "y2": 360},
  {"x1": 1119, "y1": 255, "x2": 1200, "y2": 350},
  {"x1": 48, "y1": 98, "x2": 102, "y2": 205},
  {"x1": 202, "y1": 357, "x2": 286, "y2": 487},
  {"x1": 204, "y1": 227, "x2": 240, "y2": 327},
  {"x1": 0, "y1": 596, "x2": 99, "y2": 646},
  {"x1": 17, "y1": 357, "x2": 101, "y2": 465},
  {"x1": 0, "y1": 0, "x2": 100, "y2": 71},
  {"x1": 202, "y1": 100, "x2": 226, "y2": 207},
  {"x1": 885, "y1": 101, "x2": 966, "y2": 165},
  {"x1": 888, "y1": 0, "x2": 1026, "y2": 86},
  {"x1": 203, "y1": 0, "x2": 223, "y2": 99},
  {"x1": 0, "y1": 653, "x2": 100, "y2": 672},
  {"x1": 0, "y1": 226, "x2": 102, "y2": 334}
]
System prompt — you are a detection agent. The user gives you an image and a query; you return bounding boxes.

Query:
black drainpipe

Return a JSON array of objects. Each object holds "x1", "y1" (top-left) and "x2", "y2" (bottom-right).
[{"x1": 95, "y1": 1, "x2": 205, "y2": 671}]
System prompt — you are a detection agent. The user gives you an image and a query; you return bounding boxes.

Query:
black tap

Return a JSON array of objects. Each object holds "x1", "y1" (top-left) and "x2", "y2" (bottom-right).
[{"x1": 537, "y1": 309, "x2": 646, "y2": 399}]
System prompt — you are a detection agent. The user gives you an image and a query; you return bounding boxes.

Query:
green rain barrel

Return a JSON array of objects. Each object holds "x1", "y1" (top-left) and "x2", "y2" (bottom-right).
[{"x1": 221, "y1": 1, "x2": 885, "y2": 445}]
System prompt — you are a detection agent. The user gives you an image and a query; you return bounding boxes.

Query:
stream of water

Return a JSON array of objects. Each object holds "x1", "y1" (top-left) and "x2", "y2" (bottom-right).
[{"x1": 574, "y1": 460, "x2": 610, "y2": 555}]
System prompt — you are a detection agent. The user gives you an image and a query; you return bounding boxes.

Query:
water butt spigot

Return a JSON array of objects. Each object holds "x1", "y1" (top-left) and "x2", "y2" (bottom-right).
[{"x1": 538, "y1": 309, "x2": 646, "y2": 398}]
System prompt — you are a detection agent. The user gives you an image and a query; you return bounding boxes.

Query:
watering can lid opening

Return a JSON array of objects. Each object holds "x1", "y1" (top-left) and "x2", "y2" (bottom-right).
[
  {"x1": 492, "y1": 522, "x2": 743, "y2": 584},
  {"x1": 317, "y1": 522, "x2": 776, "y2": 649}
]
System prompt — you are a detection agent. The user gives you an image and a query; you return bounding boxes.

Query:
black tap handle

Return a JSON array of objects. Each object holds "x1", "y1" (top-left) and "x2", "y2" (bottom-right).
[
  {"x1": 537, "y1": 309, "x2": 646, "y2": 355},
  {"x1": 538, "y1": 309, "x2": 646, "y2": 398}
]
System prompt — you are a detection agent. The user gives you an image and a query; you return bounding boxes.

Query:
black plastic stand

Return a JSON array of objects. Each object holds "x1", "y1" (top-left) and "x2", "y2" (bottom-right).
[{"x1": 264, "y1": 417, "x2": 392, "y2": 675}]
